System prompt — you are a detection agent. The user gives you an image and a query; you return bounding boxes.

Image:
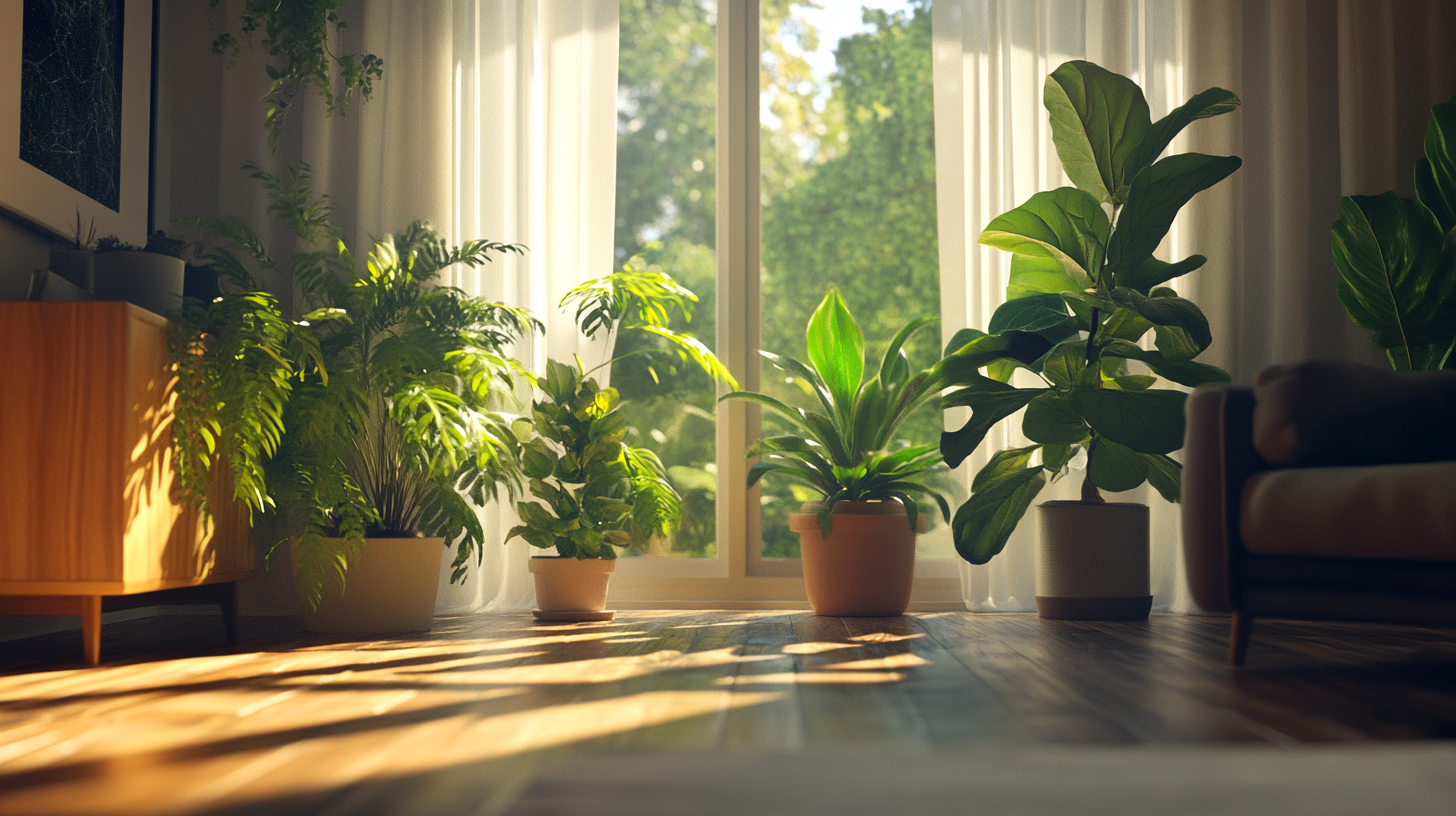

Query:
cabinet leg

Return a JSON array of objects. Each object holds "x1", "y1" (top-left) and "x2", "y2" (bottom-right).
[
  {"x1": 220, "y1": 583, "x2": 240, "y2": 646},
  {"x1": 81, "y1": 595, "x2": 102, "y2": 665}
]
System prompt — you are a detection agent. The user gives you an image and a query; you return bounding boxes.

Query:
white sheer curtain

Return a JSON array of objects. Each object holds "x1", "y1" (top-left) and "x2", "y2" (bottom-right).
[
  {"x1": 931, "y1": 0, "x2": 1456, "y2": 614},
  {"x1": 158, "y1": 0, "x2": 620, "y2": 614}
]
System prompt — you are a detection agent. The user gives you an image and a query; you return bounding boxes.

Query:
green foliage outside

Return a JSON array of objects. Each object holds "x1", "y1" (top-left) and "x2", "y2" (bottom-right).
[
  {"x1": 1331, "y1": 93, "x2": 1456, "y2": 371},
  {"x1": 612, "y1": 0, "x2": 942, "y2": 558}
]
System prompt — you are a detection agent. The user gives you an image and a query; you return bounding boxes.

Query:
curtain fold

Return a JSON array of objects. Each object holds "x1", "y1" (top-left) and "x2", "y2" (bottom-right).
[
  {"x1": 933, "y1": 0, "x2": 1456, "y2": 614},
  {"x1": 160, "y1": 0, "x2": 620, "y2": 614}
]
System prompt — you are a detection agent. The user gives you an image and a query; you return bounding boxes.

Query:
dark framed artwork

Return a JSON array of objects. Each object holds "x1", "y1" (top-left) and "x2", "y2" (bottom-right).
[{"x1": 0, "y1": 0, "x2": 153, "y2": 245}]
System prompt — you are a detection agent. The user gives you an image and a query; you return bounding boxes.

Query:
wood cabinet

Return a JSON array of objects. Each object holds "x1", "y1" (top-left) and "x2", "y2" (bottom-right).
[{"x1": 0, "y1": 302, "x2": 254, "y2": 662}]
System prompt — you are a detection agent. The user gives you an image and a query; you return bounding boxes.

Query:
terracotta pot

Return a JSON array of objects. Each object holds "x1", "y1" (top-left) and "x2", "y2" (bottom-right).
[
  {"x1": 1034, "y1": 500, "x2": 1151, "y2": 621},
  {"x1": 291, "y1": 537, "x2": 444, "y2": 633},
  {"x1": 789, "y1": 500, "x2": 917, "y2": 616},
  {"x1": 93, "y1": 251, "x2": 185, "y2": 318},
  {"x1": 530, "y1": 557, "x2": 616, "y2": 621}
]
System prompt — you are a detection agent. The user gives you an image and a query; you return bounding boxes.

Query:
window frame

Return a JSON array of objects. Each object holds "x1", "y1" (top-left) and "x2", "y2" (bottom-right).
[{"x1": 609, "y1": 0, "x2": 961, "y2": 609}]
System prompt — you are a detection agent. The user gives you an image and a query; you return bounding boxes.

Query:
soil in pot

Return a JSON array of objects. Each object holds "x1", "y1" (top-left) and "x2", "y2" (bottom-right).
[
  {"x1": 1035, "y1": 500, "x2": 1151, "y2": 621},
  {"x1": 530, "y1": 557, "x2": 616, "y2": 621},
  {"x1": 789, "y1": 500, "x2": 917, "y2": 617}
]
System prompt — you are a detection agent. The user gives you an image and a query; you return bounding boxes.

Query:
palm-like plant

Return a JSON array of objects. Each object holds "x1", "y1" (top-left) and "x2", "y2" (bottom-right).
[
  {"x1": 719, "y1": 289, "x2": 952, "y2": 536},
  {"x1": 173, "y1": 163, "x2": 539, "y2": 609}
]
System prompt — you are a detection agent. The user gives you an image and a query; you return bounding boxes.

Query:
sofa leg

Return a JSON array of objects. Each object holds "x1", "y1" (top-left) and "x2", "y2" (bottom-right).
[{"x1": 1230, "y1": 609, "x2": 1253, "y2": 667}]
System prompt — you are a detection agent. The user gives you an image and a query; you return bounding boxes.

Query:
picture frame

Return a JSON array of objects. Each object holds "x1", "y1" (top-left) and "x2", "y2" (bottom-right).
[{"x1": 0, "y1": 0, "x2": 153, "y2": 246}]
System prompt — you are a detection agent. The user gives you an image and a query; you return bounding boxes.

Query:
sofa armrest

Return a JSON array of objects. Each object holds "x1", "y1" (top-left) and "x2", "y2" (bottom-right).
[{"x1": 1183, "y1": 384, "x2": 1266, "y2": 613}]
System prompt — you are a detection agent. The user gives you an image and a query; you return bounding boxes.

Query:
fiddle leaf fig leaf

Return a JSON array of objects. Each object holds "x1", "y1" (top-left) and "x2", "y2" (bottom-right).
[
  {"x1": 1414, "y1": 94, "x2": 1456, "y2": 236},
  {"x1": 1008, "y1": 254, "x2": 1084, "y2": 301},
  {"x1": 1070, "y1": 387, "x2": 1187, "y2": 455},
  {"x1": 1087, "y1": 438, "x2": 1148, "y2": 492},
  {"x1": 1331, "y1": 193, "x2": 1456, "y2": 369},
  {"x1": 1023, "y1": 393, "x2": 1088, "y2": 444},
  {"x1": 1115, "y1": 254, "x2": 1208, "y2": 293},
  {"x1": 952, "y1": 465, "x2": 1046, "y2": 565},
  {"x1": 972, "y1": 445, "x2": 1040, "y2": 492},
  {"x1": 1143, "y1": 452, "x2": 1183, "y2": 502},
  {"x1": 1104, "y1": 153, "x2": 1243, "y2": 284},
  {"x1": 1131, "y1": 87, "x2": 1242, "y2": 172},
  {"x1": 1109, "y1": 287, "x2": 1212, "y2": 360},
  {"x1": 979, "y1": 188, "x2": 1108, "y2": 288},
  {"x1": 1040, "y1": 341, "x2": 1085, "y2": 388},
  {"x1": 1100, "y1": 340, "x2": 1230, "y2": 386},
  {"x1": 934, "y1": 331, "x2": 1055, "y2": 383},
  {"x1": 940, "y1": 382, "x2": 1046, "y2": 468},
  {"x1": 988, "y1": 293, "x2": 1074, "y2": 335},
  {"x1": 1043, "y1": 61, "x2": 1152, "y2": 205}
]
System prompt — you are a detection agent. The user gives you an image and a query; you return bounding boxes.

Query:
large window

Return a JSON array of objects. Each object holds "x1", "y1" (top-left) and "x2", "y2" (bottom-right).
[{"x1": 611, "y1": 0, "x2": 957, "y2": 604}]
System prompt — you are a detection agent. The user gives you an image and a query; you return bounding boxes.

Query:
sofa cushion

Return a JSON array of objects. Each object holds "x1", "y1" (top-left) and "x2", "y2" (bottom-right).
[
  {"x1": 1240, "y1": 460, "x2": 1456, "y2": 561},
  {"x1": 1251, "y1": 360, "x2": 1456, "y2": 467}
]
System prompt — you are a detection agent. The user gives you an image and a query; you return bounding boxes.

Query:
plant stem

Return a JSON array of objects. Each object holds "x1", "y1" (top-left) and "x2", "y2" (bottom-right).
[{"x1": 1081, "y1": 471, "x2": 1105, "y2": 503}]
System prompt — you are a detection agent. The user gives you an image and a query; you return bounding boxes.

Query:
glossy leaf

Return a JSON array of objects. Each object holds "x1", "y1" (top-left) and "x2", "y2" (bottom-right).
[
  {"x1": 988, "y1": 293, "x2": 1074, "y2": 335},
  {"x1": 1115, "y1": 254, "x2": 1208, "y2": 294},
  {"x1": 972, "y1": 445, "x2": 1040, "y2": 492},
  {"x1": 1099, "y1": 341, "x2": 1231, "y2": 387},
  {"x1": 1104, "y1": 153, "x2": 1243, "y2": 284},
  {"x1": 940, "y1": 384, "x2": 1046, "y2": 468},
  {"x1": 1043, "y1": 61, "x2": 1151, "y2": 205},
  {"x1": 1331, "y1": 193, "x2": 1456, "y2": 369},
  {"x1": 1008, "y1": 254, "x2": 1084, "y2": 301},
  {"x1": 1143, "y1": 452, "x2": 1182, "y2": 502},
  {"x1": 979, "y1": 188, "x2": 1108, "y2": 288},
  {"x1": 1040, "y1": 341, "x2": 1085, "y2": 388},
  {"x1": 1110, "y1": 287, "x2": 1212, "y2": 360},
  {"x1": 806, "y1": 289, "x2": 865, "y2": 417},
  {"x1": 1131, "y1": 87, "x2": 1241, "y2": 172},
  {"x1": 1415, "y1": 94, "x2": 1456, "y2": 235},
  {"x1": 1070, "y1": 387, "x2": 1188, "y2": 455},
  {"x1": 951, "y1": 466, "x2": 1046, "y2": 565},
  {"x1": 1087, "y1": 438, "x2": 1148, "y2": 492},
  {"x1": 1023, "y1": 393, "x2": 1087, "y2": 444}
]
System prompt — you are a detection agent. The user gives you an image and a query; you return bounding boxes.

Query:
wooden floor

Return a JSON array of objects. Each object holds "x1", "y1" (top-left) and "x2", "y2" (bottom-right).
[{"x1": 0, "y1": 611, "x2": 1453, "y2": 815}]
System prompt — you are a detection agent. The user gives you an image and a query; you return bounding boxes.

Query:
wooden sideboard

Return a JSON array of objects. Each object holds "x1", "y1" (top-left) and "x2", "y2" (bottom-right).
[{"x1": 0, "y1": 302, "x2": 254, "y2": 663}]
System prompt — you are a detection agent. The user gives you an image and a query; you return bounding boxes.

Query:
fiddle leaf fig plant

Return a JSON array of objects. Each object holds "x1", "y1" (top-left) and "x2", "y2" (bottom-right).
[
  {"x1": 719, "y1": 289, "x2": 957, "y2": 537},
  {"x1": 506, "y1": 263, "x2": 736, "y2": 559},
  {"x1": 939, "y1": 60, "x2": 1241, "y2": 566},
  {"x1": 1331, "y1": 93, "x2": 1456, "y2": 371}
]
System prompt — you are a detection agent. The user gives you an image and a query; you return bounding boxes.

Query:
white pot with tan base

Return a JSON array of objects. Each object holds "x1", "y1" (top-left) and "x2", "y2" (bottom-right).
[
  {"x1": 1034, "y1": 501, "x2": 1151, "y2": 620},
  {"x1": 530, "y1": 557, "x2": 616, "y2": 622},
  {"x1": 789, "y1": 500, "x2": 917, "y2": 617},
  {"x1": 291, "y1": 537, "x2": 444, "y2": 632}
]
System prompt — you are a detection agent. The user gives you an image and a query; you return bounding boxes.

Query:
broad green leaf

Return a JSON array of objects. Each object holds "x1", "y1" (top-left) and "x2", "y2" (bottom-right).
[
  {"x1": 806, "y1": 289, "x2": 865, "y2": 417},
  {"x1": 1115, "y1": 254, "x2": 1208, "y2": 293},
  {"x1": 1143, "y1": 453, "x2": 1182, "y2": 502},
  {"x1": 1100, "y1": 340, "x2": 1231, "y2": 386},
  {"x1": 1070, "y1": 387, "x2": 1188, "y2": 455},
  {"x1": 1099, "y1": 308, "x2": 1153, "y2": 343},
  {"x1": 1043, "y1": 61, "x2": 1152, "y2": 205},
  {"x1": 972, "y1": 445, "x2": 1040, "y2": 492},
  {"x1": 934, "y1": 331, "x2": 1055, "y2": 384},
  {"x1": 1111, "y1": 374, "x2": 1157, "y2": 391},
  {"x1": 1415, "y1": 94, "x2": 1456, "y2": 235},
  {"x1": 1040, "y1": 341, "x2": 1085, "y2": 388},
  {"x1": 1131, "y1": 87, "x2": 1242, "y2": 172},
  {"x1": 940, "y1": 384, "x2": 1046, "y2": 468},
  {"x1": 879, "y1": 315, "x2": 937, "y2": 392},
  {"x1": 1332, "y1": 193, "x2": 1456, "y2": 369},
  {"x1": 1109, "y1": 287, "x2": 1212, "y2": 360},
  {"x1": 1104, "y1": 153, "x2": 1243, "y2": 284},
  {"x1": 1023, "y1": 393, "x2": 1087, "y2": 444},
  {"x1": 988, "y1": 293, "x2": 1073, "y2": 335},
  {"x1": 944, "y1": 327, "x2": 985, "y2": 358},
  {"x1": 951, "y1": 466, "x2": 1046, "y2": 564},
  {"x1": 979, "y1": 187, "x2": 1107, "y2": 288},
  {"x1": 1008, "y1": 254, "x2": 1084, "y2": 301},
  {"x1": 1041, "y1": 443, "x2": 1076, "y2": 473},
  {"x1": 1087, "y1": 438, "x2": 1148, "y2": 492}
]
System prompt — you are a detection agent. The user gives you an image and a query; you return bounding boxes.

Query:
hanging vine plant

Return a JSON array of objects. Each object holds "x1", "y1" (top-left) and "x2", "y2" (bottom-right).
[{"x1": 210, "y1": 0, "x2": 384, "y2": 152}]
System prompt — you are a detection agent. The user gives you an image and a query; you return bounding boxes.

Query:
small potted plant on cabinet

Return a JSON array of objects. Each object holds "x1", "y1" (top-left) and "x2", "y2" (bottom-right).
[
  {"x1": 508, "y1": 263, "x2": 735, "y2": 621},
  {"x1": 719, "y1": 289, "x2": 956, "y2": 617},
  {"x1": 92, "y1": 230, "x2": 190, "y2": 317},
  {"x1": 937, "y1": 61, "x2": 1242, "y2": 620}
]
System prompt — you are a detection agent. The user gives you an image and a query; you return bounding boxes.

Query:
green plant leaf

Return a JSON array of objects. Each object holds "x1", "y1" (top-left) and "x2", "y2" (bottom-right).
[
  {"x1": 988, "y1": 293, "x2": 1074, "y2": 335},
  {"x1": 1087, "y1": 438, "x2": 1148, "y2": 492},
  {"x1": 1041, "y1": 443, "x2": 1076, "y2": 473},
  {"x1": 1143, "y1": 452, "x2": 1182, "y2": 502},
  {"x1": 1099, "y1": 308, "x2": 1153, "y2": 343},
  {"x1": 951, "y1": 465, "x2": 1046, "y2": 565},
  {"x1": 1115, "y1": 254, "x2": 1208, "y2": 294},
  {"x1": 1109, "y1": 287, "x2": 1212, "y2": 360},
  {"x1": 1039, "y1": 341, "x2": 1085, "y2": 388},
  {"x1": 806, "y1": 289, "x2": 865, "y2": 420},
  {"x1": 1099, "y1": 340, "x2": 1231, "y2": 386},
  {"x1": 878, "y1": 315, "x2": 938, "y2": 392},
  {"x1": 1111, "y1": 374, "x2": 1157, "y2": 391},
  {"x1": 1131, "y1": 87, "x2": 1242, "y2": 172},
  {"x1": 1007, "y1": 255, "x2": 1084, "y2": 301},
  {"x1": 1331, "y1": 193, "x2": 1456, "y2": 369},
  {"x1": 1070, "y1": 387, "x2": 1187, "y2": 455},
  {"x1": 934, "y1": 331, "x2": 1056, "y2": 384},
  {"x1": 971, "y1": 445, "x2": 1040, "y2": 492},
  {"x1": 1043, "y1": 61, "x2": 1152, "y2": 205},
  {"x1": 1103, "y1": 153, "x2": 1243, "y2": 284},
  {"x1": 944, "y1": 327, "x2": 986, "y2": 357},
  {"x1": 940, "y1": 382, "x2": 1046, "y2": 468},
  {"x1": 1023, "y1": 393, "x2": 1087, "y2": 444},
  {"x1": 1415, "y1": 94, "x2": 1456, "y2": 235},
  {"x1": 978, "y1": 188, "x2": 1107, "y2": 289}
]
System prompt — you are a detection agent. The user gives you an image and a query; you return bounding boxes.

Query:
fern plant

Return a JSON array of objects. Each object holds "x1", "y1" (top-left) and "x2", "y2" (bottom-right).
[
  {"x1": 506, "y1": 262, "x2": 736, "y2": 559},
  {"x1": 173, "y1": 162, "x2": 539, "y2": 609}
]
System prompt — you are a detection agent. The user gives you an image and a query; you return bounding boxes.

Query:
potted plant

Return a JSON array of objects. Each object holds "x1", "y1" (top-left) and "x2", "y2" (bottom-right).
[
  {"x1": 938, "y1": 60, "x2": 1242, "y2": 620},
  {"x1": 171, "y1": 162, "x2": 537, "y2": 631},
  {"x1": 719, "y1": 289, "x2": 954, "y2": 617},
  {"x1": 507, "y1": 262, "x2": 735, "y2": 621},
  {"x1": 91, "y1": 230, "x2": 190, "y2": 317},
  {"x1": 1332, "y1": 93, "x2": 1456, "y2": 371},
  {"x1": 48, "y1": 207, "x2": 97, "y2": 292}
]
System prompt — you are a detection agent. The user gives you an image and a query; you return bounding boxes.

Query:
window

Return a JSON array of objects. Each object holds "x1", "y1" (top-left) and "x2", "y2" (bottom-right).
[{"x1": 610, "y1": 0, "x2": 957, "y2": 606}]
